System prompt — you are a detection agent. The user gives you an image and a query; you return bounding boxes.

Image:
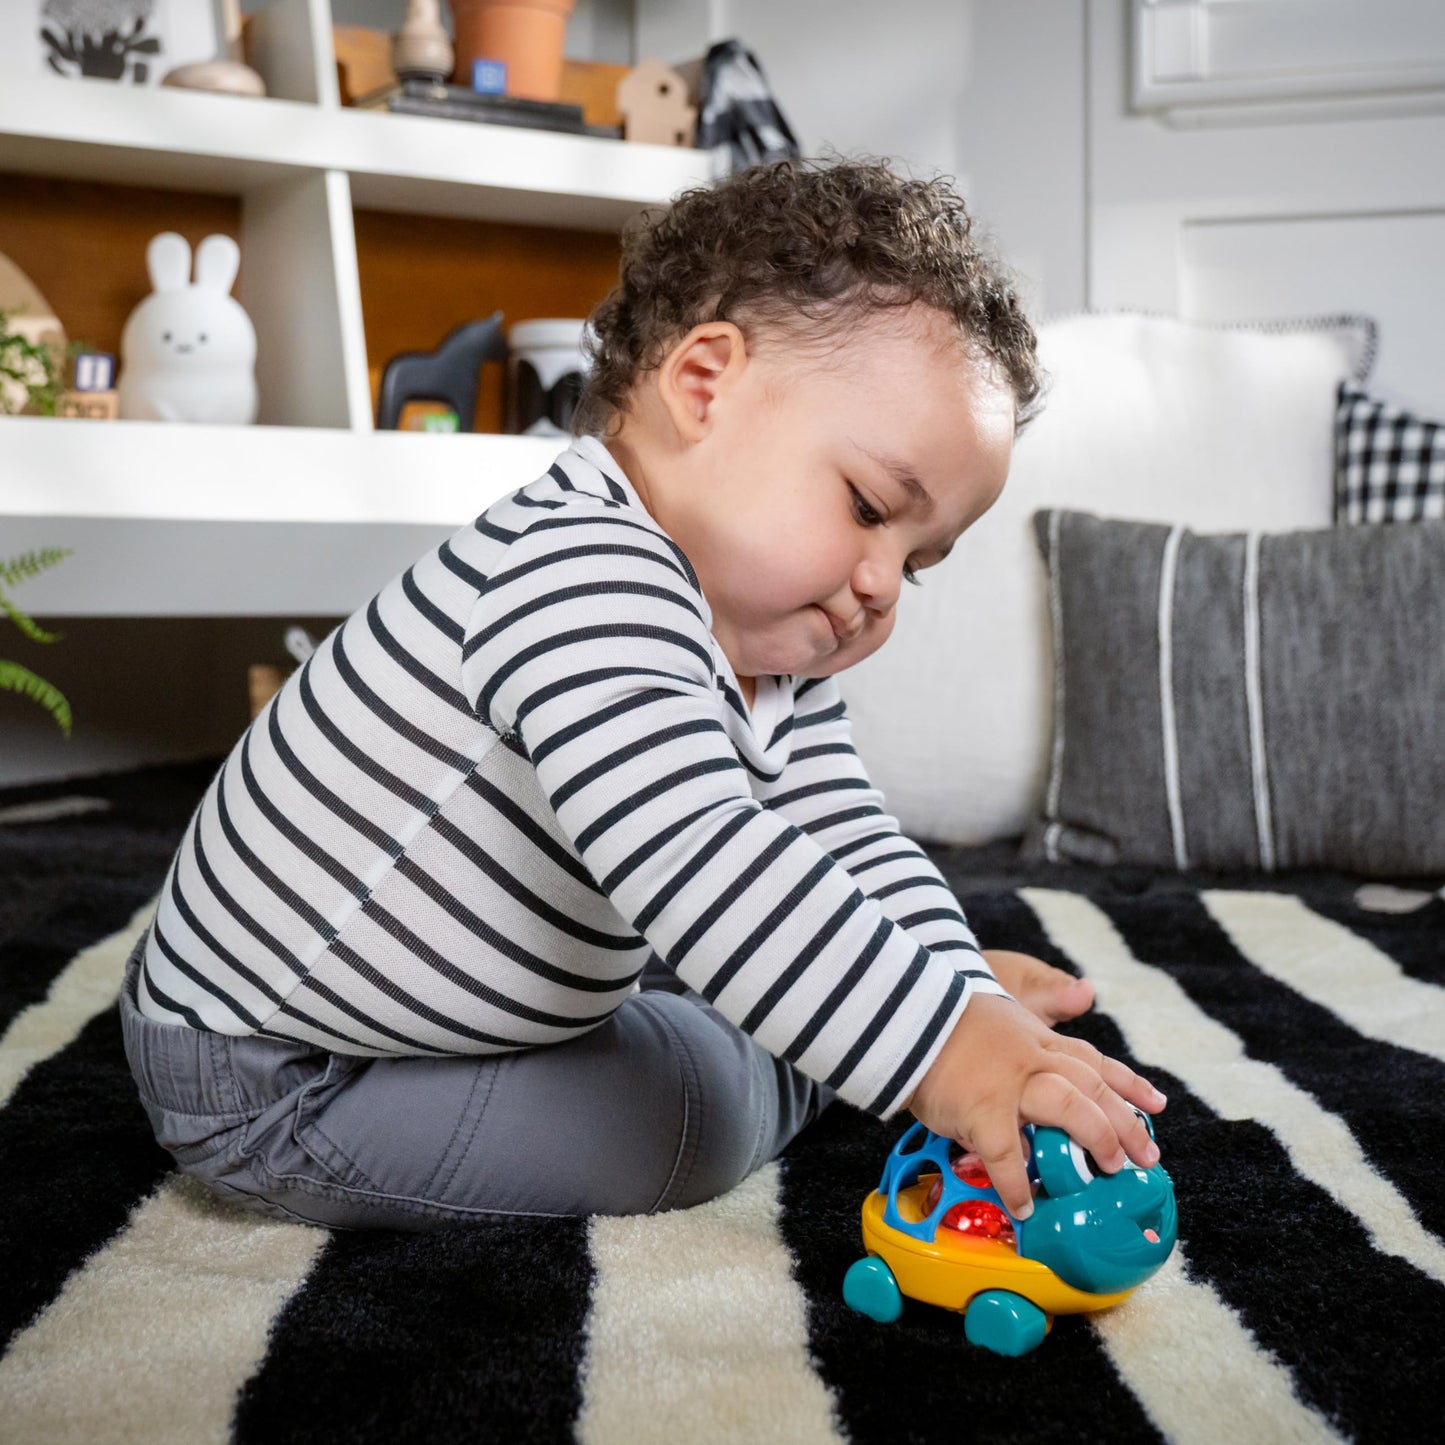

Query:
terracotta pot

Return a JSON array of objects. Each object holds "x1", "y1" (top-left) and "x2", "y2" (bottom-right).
[{"x1": 450, "y1": 0, "x2": 576, "y2": 102}]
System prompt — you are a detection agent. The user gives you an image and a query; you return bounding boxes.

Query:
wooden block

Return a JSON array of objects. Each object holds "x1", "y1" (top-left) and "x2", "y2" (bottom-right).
[
  {"x1": 559, "y1": 59, "x2": 630, "y2": 129},
  {"x1": 57, "y1": 389, "x2": 118, "y2": 419},
  {"x1": 334, "y1": 25, "x2": 396, "y2": 106},
  {"x1": 73, "y1": 352, "x2": 116, "y2": 391},
  {"x1": 247, "y1": 663, "x2": 290, "y2": 719}
]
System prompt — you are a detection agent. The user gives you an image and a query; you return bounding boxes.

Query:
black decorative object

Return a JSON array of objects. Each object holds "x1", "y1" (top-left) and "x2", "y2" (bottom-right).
[
  {"x1": 40, "y1": 0, "x2": 162, "y2": 82},
  {"x1": 694, "y1": 38, "x2": 801, "y2": 177},
  {"x1": 377, "y1": 312, "x2": 508, "y2": 433}
]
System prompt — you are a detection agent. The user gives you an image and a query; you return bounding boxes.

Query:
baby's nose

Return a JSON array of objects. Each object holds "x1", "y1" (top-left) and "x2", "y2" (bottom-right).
[
  {"x1": 852, "y1": 567, "x2": 896, "y2": 611},
  {"x1": 861, "y1": 588, "x2": 898, "y2": 619}
]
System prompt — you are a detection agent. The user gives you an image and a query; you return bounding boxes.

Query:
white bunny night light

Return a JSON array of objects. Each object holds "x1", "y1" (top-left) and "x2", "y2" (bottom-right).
[{"x1": 117, "y1": 232, "x2": 258, "y2": 424}]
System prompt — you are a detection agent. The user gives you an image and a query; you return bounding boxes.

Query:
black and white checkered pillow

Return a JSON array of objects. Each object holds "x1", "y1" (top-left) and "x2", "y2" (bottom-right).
[{"x1": 1336, "y1": 382, "x2": 1445, "y2": 523}]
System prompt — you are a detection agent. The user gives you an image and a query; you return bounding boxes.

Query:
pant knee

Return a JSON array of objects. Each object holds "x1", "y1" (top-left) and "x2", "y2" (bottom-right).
[{"x1": 648, "y1": 996, "x2": 827, "y2": 1212}]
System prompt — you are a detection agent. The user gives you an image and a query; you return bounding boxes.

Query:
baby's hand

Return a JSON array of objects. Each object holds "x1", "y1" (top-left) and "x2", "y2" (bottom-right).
[{"x1": 905, "y1": 993, "x2": 1166, "y2": 1219}]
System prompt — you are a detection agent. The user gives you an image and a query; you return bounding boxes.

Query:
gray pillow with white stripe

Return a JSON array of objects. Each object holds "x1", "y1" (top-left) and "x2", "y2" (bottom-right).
[{"x1": 1022, "y1": 509, "x2": 1445, "y2": 877}]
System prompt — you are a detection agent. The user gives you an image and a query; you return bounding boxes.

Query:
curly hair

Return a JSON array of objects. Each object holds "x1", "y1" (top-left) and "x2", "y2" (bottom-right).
[{"x1": 571, "y1": 157, "x2": 1042, "y2": 438}]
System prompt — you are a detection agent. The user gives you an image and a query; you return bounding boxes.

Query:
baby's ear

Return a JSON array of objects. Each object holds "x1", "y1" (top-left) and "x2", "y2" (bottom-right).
[{"x1": 658, "y1": 322, "x2": 746, "y2": 442}]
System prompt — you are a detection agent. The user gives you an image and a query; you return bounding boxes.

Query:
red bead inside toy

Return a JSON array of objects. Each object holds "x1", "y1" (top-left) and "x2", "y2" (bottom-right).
[
  {"x1": 923, "y1": 1153, "x2": 1017, "y2": 1246},
  {"x1": 952, "y1": 1152, "x2": 995, "y2": 1189}
]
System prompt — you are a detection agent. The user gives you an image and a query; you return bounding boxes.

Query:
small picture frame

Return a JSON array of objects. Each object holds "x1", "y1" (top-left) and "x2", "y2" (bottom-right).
[{"x1": 0, "y1": 1, "x2": 219, "y2": 86}]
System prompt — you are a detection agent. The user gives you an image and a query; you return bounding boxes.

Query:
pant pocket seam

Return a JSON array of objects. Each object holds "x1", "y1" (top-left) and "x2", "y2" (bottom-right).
[
  {"x1": 429, "y1": 1062, "x2": 499, "y2": 1202},
  {"x1": 647, "y1": 1000, "x2": 702, "y2": 1214},
  {"x1": 288, "y1": 1056, "x2": 385, "y2": 1192}
]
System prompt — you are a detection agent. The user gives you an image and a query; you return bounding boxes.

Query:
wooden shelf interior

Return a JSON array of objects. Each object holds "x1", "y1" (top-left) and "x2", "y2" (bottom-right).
[
  {"x1": 1, "y1": 172, "x2": 623, "y2": 434},
  {"x1": 0, "y1": 172, "x2": 241, "y2": 365},
  {"x1": 354, "y1": 209, "x2": 620, "y2": 432}
]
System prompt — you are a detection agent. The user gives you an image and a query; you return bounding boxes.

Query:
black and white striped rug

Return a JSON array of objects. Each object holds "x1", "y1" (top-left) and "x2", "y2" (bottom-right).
[{"x1": 2, "y1": 764, "x2": 1442, "y2": 1444}]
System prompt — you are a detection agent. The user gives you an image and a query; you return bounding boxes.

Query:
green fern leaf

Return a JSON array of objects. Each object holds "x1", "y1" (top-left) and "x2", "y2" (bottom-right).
[
  {"x1": 0, "y1": 548, "x2": 72, "y2": 592},
  {"x1": 0, "y1": 596, "x2": 61, "y2": 644},
  {"x1": 0, "y1": 659, "x2": 72, "y2": 735}
]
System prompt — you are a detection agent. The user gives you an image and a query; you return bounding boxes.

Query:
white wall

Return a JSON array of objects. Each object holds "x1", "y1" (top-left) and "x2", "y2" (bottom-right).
[
  {"x1": 695, "y1": 0, "x2": 973, "y2": 179},
  {"x1": 1086, "y1": 0, "x2": 1445, "y2": 414},
  {"x1": 640, "y1": 0, "x2": 972, "y2": 176},
  {"x1": 636, "y1": 1, "x2": 1090, "y2": 315},
  {"x1": 953, "y1": 1, "x2": 1088, "y2": 318},
  {"x1": 640, "y1": 0, "x2": 1445, "y2": 362}
]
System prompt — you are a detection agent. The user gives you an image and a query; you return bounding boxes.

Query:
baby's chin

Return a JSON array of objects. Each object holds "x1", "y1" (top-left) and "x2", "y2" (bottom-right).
[
  {"x1": 731, "y1": 612, "x2": 884, "y2": 681},
  {"x1": 772, "y1": 641, "x2": 879, "y2": 681}
]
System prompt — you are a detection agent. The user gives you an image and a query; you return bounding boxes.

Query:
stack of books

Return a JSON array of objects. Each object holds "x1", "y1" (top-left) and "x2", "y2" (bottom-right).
[{"x1": 355, "y1": 79, "x2": 622, "y2": 139}]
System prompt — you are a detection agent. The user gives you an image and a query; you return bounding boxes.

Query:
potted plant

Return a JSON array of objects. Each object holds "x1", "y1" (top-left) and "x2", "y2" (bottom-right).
[
  {"x1": 1, "y1": 549, "x2": 73, "y2": 736},
  {"x1": 0, "y1": 307, "x2": 70, "y2": 416}
]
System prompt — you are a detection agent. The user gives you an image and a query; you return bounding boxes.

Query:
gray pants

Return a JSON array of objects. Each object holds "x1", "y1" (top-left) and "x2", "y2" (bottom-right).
[{"x1": 118, "y1": 932, "x2": 834, "y2": 1230}]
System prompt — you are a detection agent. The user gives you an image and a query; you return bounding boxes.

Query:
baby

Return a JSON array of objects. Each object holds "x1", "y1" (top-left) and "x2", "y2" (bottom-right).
[{"x1": 119, "y1": 159, "x2": 1163, "y2": 1231}]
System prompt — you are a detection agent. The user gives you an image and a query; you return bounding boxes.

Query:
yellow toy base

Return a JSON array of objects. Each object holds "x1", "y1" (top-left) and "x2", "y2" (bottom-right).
[{"x1": 861, "y1": 1183, "x2": 1134, "y2": 1318}]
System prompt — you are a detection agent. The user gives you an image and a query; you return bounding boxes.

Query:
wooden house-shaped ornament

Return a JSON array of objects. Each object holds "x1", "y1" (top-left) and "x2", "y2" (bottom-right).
[{"x1": 617, "y1": 58, "x2": 696, "y2": 146}]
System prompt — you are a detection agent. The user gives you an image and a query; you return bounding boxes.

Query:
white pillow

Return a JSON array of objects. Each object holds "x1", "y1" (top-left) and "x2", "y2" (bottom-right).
[{"x1": 838, "y1": 312, "x2": 1371, "y2": 845}]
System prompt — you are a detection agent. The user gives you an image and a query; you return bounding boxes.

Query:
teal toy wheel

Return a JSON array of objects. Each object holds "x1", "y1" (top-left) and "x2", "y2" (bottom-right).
[
  {"x1": 843, "y1": 1256, "x2": 904, "y2": 1323},
  {"x1": 964, "y1": 1290, "x2": 1049, "y2": 1356}
]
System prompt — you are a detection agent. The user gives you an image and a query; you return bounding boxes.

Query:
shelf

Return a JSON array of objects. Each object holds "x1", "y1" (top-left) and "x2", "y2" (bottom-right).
[
  {"x1": 1, "y1": 418, "x2": 568, "y2": 616},
  {"x1": 0, "y1": 0, "x2": 687, "y2": 621},
  {"x1": 1, "y1": 416, "x2": 561, "y2": 524},
  {"x1": 0, "y1": 75, "x2": 709, "y2": 228}
]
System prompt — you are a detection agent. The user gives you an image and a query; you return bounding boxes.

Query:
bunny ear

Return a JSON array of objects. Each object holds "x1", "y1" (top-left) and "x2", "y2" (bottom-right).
[
  {"x1": 193, "y1": 235, "x2": 241, "y2": 295},
  {"x1": 146, "y1": 232, "x2": 192, "y2": 293}
]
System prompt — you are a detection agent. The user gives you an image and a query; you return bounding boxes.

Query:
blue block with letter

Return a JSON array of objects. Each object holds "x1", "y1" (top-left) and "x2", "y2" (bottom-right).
[{"x1": 472, "y1": 59, "x2": 507, "y2": 95}]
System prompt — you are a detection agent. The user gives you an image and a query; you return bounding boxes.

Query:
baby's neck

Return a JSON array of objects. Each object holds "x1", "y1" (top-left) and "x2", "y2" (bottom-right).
[
  {"x1": 600, "y1": 426, "x2": 754, "y2": 714},
  {"x1": 601, "y1": 432, "x2": 655, "y2": 519}
]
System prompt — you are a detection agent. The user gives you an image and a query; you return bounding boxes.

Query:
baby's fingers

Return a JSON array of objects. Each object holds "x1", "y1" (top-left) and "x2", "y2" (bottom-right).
[
  {"x1": 1063, "y1": 1039, "x2": 1167, "y2": 1117},
  {"x1": 972, "y1": 1118, "x2": 1035, "y2": 1220},
  {"x1": 1022, "y1": 1067, "x2": 1156, "y2": 1176},
  {"x1": 1047, "y1": 1038, "x2": 1167, "y2": 1157}
]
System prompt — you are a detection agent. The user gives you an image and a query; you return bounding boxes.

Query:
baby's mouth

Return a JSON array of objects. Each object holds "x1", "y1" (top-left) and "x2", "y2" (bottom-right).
[{"x1": 820, "y1": 607, "x2": 863, "y2": 643}]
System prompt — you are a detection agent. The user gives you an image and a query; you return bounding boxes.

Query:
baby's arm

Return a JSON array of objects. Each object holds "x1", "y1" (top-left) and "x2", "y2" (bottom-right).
[
  {"x1": 763, "y1": 695, "x2": 1094, "y2": 1023},
  {"x1": 758, "y1": 674, "x2": 994, "y2": 976},
  {"x1": 767, "y1": 674, "x2": 1156, "y2": 1202}
]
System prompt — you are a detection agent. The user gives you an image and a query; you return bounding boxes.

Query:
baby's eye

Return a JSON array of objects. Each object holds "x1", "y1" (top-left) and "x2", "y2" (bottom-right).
[
  {"x1": 849, "y1": 486, "x2": 883, "y2": 527},
  {"x1": 903, "y1": 561, "x2": 922, "y2": 587}
]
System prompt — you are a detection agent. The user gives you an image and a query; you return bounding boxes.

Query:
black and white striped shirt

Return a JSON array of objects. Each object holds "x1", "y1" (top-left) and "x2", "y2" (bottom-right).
[{"x1": 139, "y1": 437, "x2": 1005, "y2": 1117}]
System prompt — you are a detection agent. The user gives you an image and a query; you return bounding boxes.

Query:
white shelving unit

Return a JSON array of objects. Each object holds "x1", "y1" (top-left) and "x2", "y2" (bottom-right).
[{"x1": 0, "y1": 0, "x2": 710, "y2": 616}]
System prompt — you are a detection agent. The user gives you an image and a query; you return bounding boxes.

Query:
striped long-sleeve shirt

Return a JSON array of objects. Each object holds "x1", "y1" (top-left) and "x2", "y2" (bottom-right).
[{"x1": 138, "y1": 436, "x2": 1007, "y2": 1117}]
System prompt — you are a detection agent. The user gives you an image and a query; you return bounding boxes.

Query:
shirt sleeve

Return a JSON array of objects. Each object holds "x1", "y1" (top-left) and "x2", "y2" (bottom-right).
[
  {"x1": 760, "y1": 674, "x2": 1004, "y2": 979},
  {"x1": 461, "y1": 507, "x2": 1010, "y2": 1118}
]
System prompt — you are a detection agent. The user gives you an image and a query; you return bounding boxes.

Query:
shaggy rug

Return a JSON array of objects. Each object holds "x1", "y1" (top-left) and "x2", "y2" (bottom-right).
[{"x1": 1, "y1": 762, "x2": 1442, "y2": 1445}]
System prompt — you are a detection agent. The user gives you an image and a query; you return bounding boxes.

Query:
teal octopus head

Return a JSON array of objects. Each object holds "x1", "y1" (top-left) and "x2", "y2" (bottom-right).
[{"x1": 1019, "y1": 1123, "x2": 1178, "y2": 1295}]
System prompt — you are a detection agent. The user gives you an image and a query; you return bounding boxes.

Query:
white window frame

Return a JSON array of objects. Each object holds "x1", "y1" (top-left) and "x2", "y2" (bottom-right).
[{"x1": 1132, "y1": 0, "x2": 1445, "y2": 119}]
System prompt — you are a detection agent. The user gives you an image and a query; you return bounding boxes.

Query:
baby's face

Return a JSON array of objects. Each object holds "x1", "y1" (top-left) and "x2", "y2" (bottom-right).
[{"x1": 661, "y1": 306, "x2": 1014, "y2": 683}]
